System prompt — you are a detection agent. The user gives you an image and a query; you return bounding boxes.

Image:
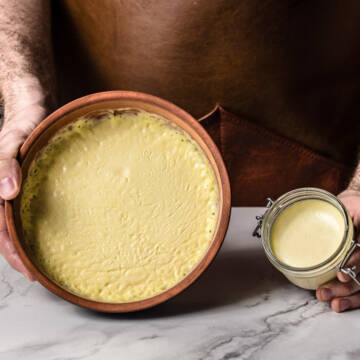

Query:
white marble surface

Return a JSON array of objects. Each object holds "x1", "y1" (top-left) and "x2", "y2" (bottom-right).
[{"x1": 0, "y1": 208, "x2": 359, "y2": 360}]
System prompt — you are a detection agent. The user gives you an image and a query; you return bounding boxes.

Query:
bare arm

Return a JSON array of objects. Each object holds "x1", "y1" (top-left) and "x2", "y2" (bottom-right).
[
  {"x1": 0, "y1": 0, "x2": 55, "y2": 123},
  {"x1": 0, "y1": 0, "x2": 55, "y2": 279},
  {"x1": 347, "y1": 166, "x2": 360, "y2": 193}
]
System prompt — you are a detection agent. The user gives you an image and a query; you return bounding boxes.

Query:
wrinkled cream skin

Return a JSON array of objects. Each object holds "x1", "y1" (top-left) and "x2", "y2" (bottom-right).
[
  {"x1": 21, "y1": 110, "x2": 218, "y2": 302},
  {"x1": 271, "y1": 199, "x2": 345, "y2": 268}
]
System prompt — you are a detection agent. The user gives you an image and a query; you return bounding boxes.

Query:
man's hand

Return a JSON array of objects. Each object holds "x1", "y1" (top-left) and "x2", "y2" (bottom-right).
[
  {"x1": 316, "y1": 189, "x2": 360, "y2": 312},
  {"x1": 0, "y1": 80, "x2": 49, "y2": 281}
]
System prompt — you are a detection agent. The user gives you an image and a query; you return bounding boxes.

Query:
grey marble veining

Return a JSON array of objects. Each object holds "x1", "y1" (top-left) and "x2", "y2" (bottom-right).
[{"x1": 0, "y1": 208, "x2": 358, "y2": 360}]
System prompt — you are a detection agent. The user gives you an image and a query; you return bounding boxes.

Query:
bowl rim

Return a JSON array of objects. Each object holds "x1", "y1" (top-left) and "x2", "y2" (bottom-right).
[{"x1": 5, "y1": 90, "x2": 231, "y2": 312}]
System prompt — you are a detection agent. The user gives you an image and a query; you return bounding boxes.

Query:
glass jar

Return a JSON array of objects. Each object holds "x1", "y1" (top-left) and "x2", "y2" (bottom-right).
[{"x1": 253, "y1": 188, "x2": 360, "y2": 290}]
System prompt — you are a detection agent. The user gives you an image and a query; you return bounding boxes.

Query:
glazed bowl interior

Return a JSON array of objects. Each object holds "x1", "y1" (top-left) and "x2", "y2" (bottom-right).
[{"x1": 5, "y1": 91, "x2": 231, "y2": 312}]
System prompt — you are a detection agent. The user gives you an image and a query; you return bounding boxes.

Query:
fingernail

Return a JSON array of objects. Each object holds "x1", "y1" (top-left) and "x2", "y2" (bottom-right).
[
  {"x1": 24, "y1": 272, "x2": 36, "y2": 282},
  {"x1": 321, "y1": 288, "x2": 333, "y2": 301},
  {"x1": 18, "y1": 263, "x2": 36, "y2": 282},
  {"x1": 22, "y1": 267, "x2": 36, "y2": 282},
  {"x1": 340, "y1": 299, "x2": 351, "y2": 312},
  {"x1": 338, "y1": 272, "x2": 350, "y2": 283},
  {"x1": 0, "y1": 177, "x2": 16, "y2": 198}
]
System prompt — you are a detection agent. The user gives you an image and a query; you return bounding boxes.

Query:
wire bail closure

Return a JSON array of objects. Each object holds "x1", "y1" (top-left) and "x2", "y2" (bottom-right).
[
  {"x1": 338, "y1": 240, "x2": 360, "y2": 286},
  {"x1": 252, "y1": 198, "x2": 274, "y2": 238}
]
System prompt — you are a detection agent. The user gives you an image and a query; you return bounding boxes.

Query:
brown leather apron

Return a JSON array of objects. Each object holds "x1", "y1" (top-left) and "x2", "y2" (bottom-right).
[
  {"x1": 52, "y1": 0, "x2": 358, "y2": 205},
  {"x1": 200, "y1": 106, "x2": 351, "y2": 205}
]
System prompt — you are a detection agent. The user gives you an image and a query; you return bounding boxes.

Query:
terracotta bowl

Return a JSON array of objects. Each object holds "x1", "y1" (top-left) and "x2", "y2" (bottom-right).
[{"x1": 5, "y1": 91, "x2": 231, "y2": 312}]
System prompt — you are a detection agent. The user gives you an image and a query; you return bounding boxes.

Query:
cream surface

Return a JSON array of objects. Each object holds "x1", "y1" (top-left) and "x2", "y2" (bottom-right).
[
  {"x1": 271, "y1": 199, "x2": 345, "y2": 268},
  {"x1": 21, "y1": 110, "x2": 218, "y2": 302}
]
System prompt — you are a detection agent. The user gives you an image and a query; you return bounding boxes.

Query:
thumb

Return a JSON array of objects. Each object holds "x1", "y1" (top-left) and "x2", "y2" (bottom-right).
[
  {"x1": 0, "y1": 101, "x2": 48, "y2": 200},
  {"x1": 0, "y1": 157, "x2": 21, "y2": 200},
  {"x1": 0, "y1": 126, "x2": 25, "y2": 200}
]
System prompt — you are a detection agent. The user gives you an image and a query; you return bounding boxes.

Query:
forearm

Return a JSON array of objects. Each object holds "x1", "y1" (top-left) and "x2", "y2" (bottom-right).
[
  {"x1": 0, "y1": 0, "x2": 56, "y2": 124},
  {"x1": 347, "y1": 163, "x2": 360, "y2": 192}
]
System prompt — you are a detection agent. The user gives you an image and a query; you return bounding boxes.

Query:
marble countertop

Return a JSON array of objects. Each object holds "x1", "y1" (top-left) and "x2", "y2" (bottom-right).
[{"x1": 0, "y1": 208, "x2": 359, "y2": 360}]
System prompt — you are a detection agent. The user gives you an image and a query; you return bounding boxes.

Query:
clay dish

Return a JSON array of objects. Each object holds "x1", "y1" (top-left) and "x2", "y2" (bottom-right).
[{"x1": 5, "y1": 91, "x2": 231, "y2": 312}]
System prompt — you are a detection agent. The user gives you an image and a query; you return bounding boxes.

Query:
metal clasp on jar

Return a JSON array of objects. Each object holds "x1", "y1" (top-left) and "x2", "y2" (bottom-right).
[
  {"x1": 252, "y1": 198, "x2": 274, "y2": 238},
  {"x1": 338, "y1": 238, "x2": 360, "y2": 286}
]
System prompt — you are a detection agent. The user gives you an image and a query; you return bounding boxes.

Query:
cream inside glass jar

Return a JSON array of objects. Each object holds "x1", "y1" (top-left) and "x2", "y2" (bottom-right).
[{"x1": 254, "y1": 188, "x2": 356, "y2": 290}]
